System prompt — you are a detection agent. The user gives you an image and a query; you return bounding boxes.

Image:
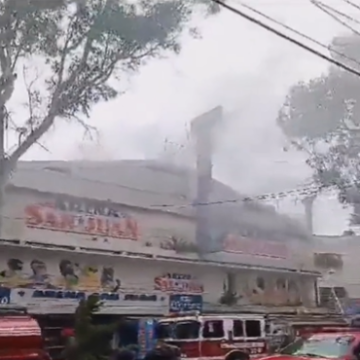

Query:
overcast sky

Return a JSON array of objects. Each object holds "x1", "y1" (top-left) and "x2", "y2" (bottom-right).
[{"x1": 6, "y1": 0, "x2": 359, "y2": 235}]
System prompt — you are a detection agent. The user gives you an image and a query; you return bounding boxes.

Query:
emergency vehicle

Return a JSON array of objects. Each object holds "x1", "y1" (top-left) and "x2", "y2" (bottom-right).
[
  {"x1": 156, "y1": 314, "x2": 267, "y2": 360},
  {"x1": 260, "y1": 318, "x2": 360, "y2": 360},
  {"x1": 155, "y1": 312, "x2": 349, "y2": 360},
  {"x1": 0, "y1": 305, "x2": 48, "y2": 360}
]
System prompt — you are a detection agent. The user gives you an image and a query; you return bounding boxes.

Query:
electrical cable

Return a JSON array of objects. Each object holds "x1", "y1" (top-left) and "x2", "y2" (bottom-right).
[
  {"x1": 311, "y1": 0, "x2": 360, "y2": 37},
  {"x1": 341, "y1": 0, "x2": 360, "y2": 12},
  {"x1": 234, "y1": 0, "x2": 360, "y2": 68},
  {"x1": 7, "y1": 2, "x2": 360, "y2": 210},
  {"x1": 8, "y1": 164, "x2": 360, "y2": 211},
  {"x1": 209, "y1": 0, "x2": 360, "y2": 77},
  {"x1": 6, "y1": 166, "x2": 326, "y2": 207},
  {"x1": 317, "y1": 0, "x2": 360, "y2": 26}
]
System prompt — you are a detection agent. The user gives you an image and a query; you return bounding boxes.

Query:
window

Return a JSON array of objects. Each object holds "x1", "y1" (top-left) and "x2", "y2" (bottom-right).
[
  {"x1": 280, "y1": 335, "x2": 354, "y2": 358},
  {"x1": 288, "y1": 280, "x2": 298, "y2": 291},
  {"x1": 203, "y1": 320, "x2": 224, "y2": 338},
  {"x1": 156, "y1": 322, "x2": 172, "y2": 339},
  {"x1": 276, "y1": 278, "x2": 286, "y2": 290},
  {"x1": 245, "y1": 320, "x2": 261, "y2": 337},
  {"x1": 174, "y1": 321, "x2": 200, "y2": 340},
  {"x1": 233, "y1": 320, "x2": 244, "y2": 337},
  {"x1": 256, "y1": 277, "x2": 265, "y2": 290}
]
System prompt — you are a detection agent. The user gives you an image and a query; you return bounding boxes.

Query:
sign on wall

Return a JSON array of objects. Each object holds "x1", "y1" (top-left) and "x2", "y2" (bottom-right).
[
  {"x1": 169, "y1": 294, "x2": 203, "y2": 313},
  {"x1": 24, "y1": 196, "x2": 139, "y2": 240},
  {"x1": 9, "y1": 288, "x2": 166, "y2": 314},
  {"x1": 154, "y1": 273, "x2": 204, "y2": 294},
  {"x1": 0, "y1": 256, "x2": 121, "y2": 292},
  {"x1": 0, "y1": 254, "x2": 173, "y2": 313}
]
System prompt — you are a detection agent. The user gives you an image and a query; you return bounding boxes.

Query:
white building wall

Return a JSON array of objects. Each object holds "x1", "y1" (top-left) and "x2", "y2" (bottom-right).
[
  {"x1": 0, "y1": 246, "x2": 316, "y2": 312},
  {"x1": 2, "y1": 189, "x2": 316, "y2": 271},
  {"x1": 1, "y1": 188, "x2": 194, "y2": 250},
  {"x1": 0, "y1": 247, "x2": 223, "y2": 302},
  {"x1": 314, "y1": 235, "x2": 360, "y2": 298},
  {"x1": 0, "y1": 188, "x2": 317, "y2": 313}
]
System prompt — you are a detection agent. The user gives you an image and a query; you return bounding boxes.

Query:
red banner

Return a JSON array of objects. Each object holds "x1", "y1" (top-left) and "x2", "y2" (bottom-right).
[
  {"x1": 154, "y1": 273, "x2": 204, "y2": 294},
  {"x1": 24, "y1": 203, "x2": 139, "y2": 240}
]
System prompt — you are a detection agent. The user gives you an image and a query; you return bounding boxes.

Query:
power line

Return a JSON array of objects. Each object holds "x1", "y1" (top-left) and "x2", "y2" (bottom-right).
[
  {"x1": 342, "y1": 0, "x2": 360, "y2": 12},
  {"x1": 151, "y1": 184, "x2": 329, "y2": 208},
  {"x1": 10, "y1": 166, "x2": 334, "y2": 208},
  {"x1": 311, "y1": 0, "x2": 360, "y2": 37},
  {"x1": 322, "y1": 0, "x2": 360, "y2": 26},
  {"x1": 209, "y1": 0, "x2": 360, "y2": 77},
  {"x1": 9, "y1": 1, "x2": 360, "y2": 213},
  {"x1": 235, "y1": 0, "x2": 360, "y2": 68},
  {"x1": 10, "y1": 164, "x2": 360, "y2": 211}
]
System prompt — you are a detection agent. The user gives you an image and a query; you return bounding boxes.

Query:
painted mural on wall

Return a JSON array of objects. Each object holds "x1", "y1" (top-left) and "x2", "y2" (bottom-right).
[
  {"x1": 24, "y1": 196, "x2": 139, "y2": 240},
  {"x1": 0, "y1": 254, "x2": 311, "y2": 309},
  {"x1": 0, "y1": 257, "x2": 121, "y2": 292},
  {"x1": 0, "y1": 255, "x2": 169, "y2": 312}
]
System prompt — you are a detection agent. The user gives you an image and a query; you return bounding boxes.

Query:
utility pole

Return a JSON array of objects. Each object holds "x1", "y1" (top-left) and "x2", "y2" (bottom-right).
[{"x1": 191, "y1": 106, "x2": 222, "y2": 255}]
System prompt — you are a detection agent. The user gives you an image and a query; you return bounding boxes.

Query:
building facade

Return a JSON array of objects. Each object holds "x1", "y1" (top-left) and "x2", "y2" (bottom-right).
[
  {"x1": 0, "y1": 160, "x2": 319, "y2": 314},
  {"x1": 314, "y1": 235, "x2": 359, "y2": 309}
]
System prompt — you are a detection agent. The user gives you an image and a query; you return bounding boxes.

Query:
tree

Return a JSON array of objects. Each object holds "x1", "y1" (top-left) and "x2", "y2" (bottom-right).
[
  {"x1": 0, "y1": 0, "x2": 221, "y2": 234},
  {"x1": 277, "y1": 32, "x2": 360, "y2": 223},
  {"x1": 63, "y1": 295, "x2": 118, "y2": 360}
]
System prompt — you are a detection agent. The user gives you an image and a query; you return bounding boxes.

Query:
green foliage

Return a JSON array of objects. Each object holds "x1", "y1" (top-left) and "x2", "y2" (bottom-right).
[
  {"x1": 63, "y1": 295, "x2": 118, "y2": 360},
  {"x1": 0, "y1": 0, "x2": 221, "y2": 177},
  {"x1": 277, "y1": 33, "x2": 360, "y2": 204}
]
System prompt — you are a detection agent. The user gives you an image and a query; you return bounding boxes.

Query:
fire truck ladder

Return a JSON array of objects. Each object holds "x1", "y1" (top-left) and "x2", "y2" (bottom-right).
[
  {"x1": 319, "y1": 286, "x2": 345, "y2": 314},
  {"x1": 331, "y1": 287, "x2": 345, "y2": 315}
]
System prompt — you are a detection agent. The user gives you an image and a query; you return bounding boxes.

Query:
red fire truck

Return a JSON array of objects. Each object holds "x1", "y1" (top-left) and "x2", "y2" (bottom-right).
[
  {"x1": 156, "y1": 314, "x2": 267, "y2": 360},
  {"x1": 155, "y1": 311, "x2": 349, "y2": 360},
  {"x1": 0, "y1": 305, "x2": 48, "y2": 360}
]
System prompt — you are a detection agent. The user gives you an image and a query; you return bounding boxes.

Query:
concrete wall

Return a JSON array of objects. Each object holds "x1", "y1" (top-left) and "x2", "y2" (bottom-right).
[
  {"x1": 1, "y1": 188, "x2": 316, "y2": 272},
  {"x1": 314, "y1": 235, "x2": 360, "y2": 298},
  {"x1": 0, "y1": 188, "x2": 317, "y2": 313},
  {"x1": 0, "y1": 246, "x2": 316, "y2": 309},
  {"x1": 1, "y1": 188, "x2": 194, "y2": 254}
]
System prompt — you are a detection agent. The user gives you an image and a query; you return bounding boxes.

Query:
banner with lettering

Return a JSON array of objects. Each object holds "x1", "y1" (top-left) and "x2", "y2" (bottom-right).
[
  {"x1": 169, "y1": 294, "x2": 203, "y2": 314},
  {"x1": 10, "y1": 288, "x2": 167, "y2": 314},
  {"x1": 154, "y1": 273, "x2": 204, "y2": 294}
]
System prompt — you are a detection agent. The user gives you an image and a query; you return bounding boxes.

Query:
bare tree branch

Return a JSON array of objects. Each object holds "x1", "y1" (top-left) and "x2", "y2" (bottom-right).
[{"x1": 1, "y1": 0, "x2": 220, "y2": 178}]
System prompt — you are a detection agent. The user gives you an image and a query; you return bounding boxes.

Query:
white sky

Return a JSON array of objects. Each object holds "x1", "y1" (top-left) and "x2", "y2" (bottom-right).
[{"x1": 6, "y1": 0, "x2": 360, "y2": 235}]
